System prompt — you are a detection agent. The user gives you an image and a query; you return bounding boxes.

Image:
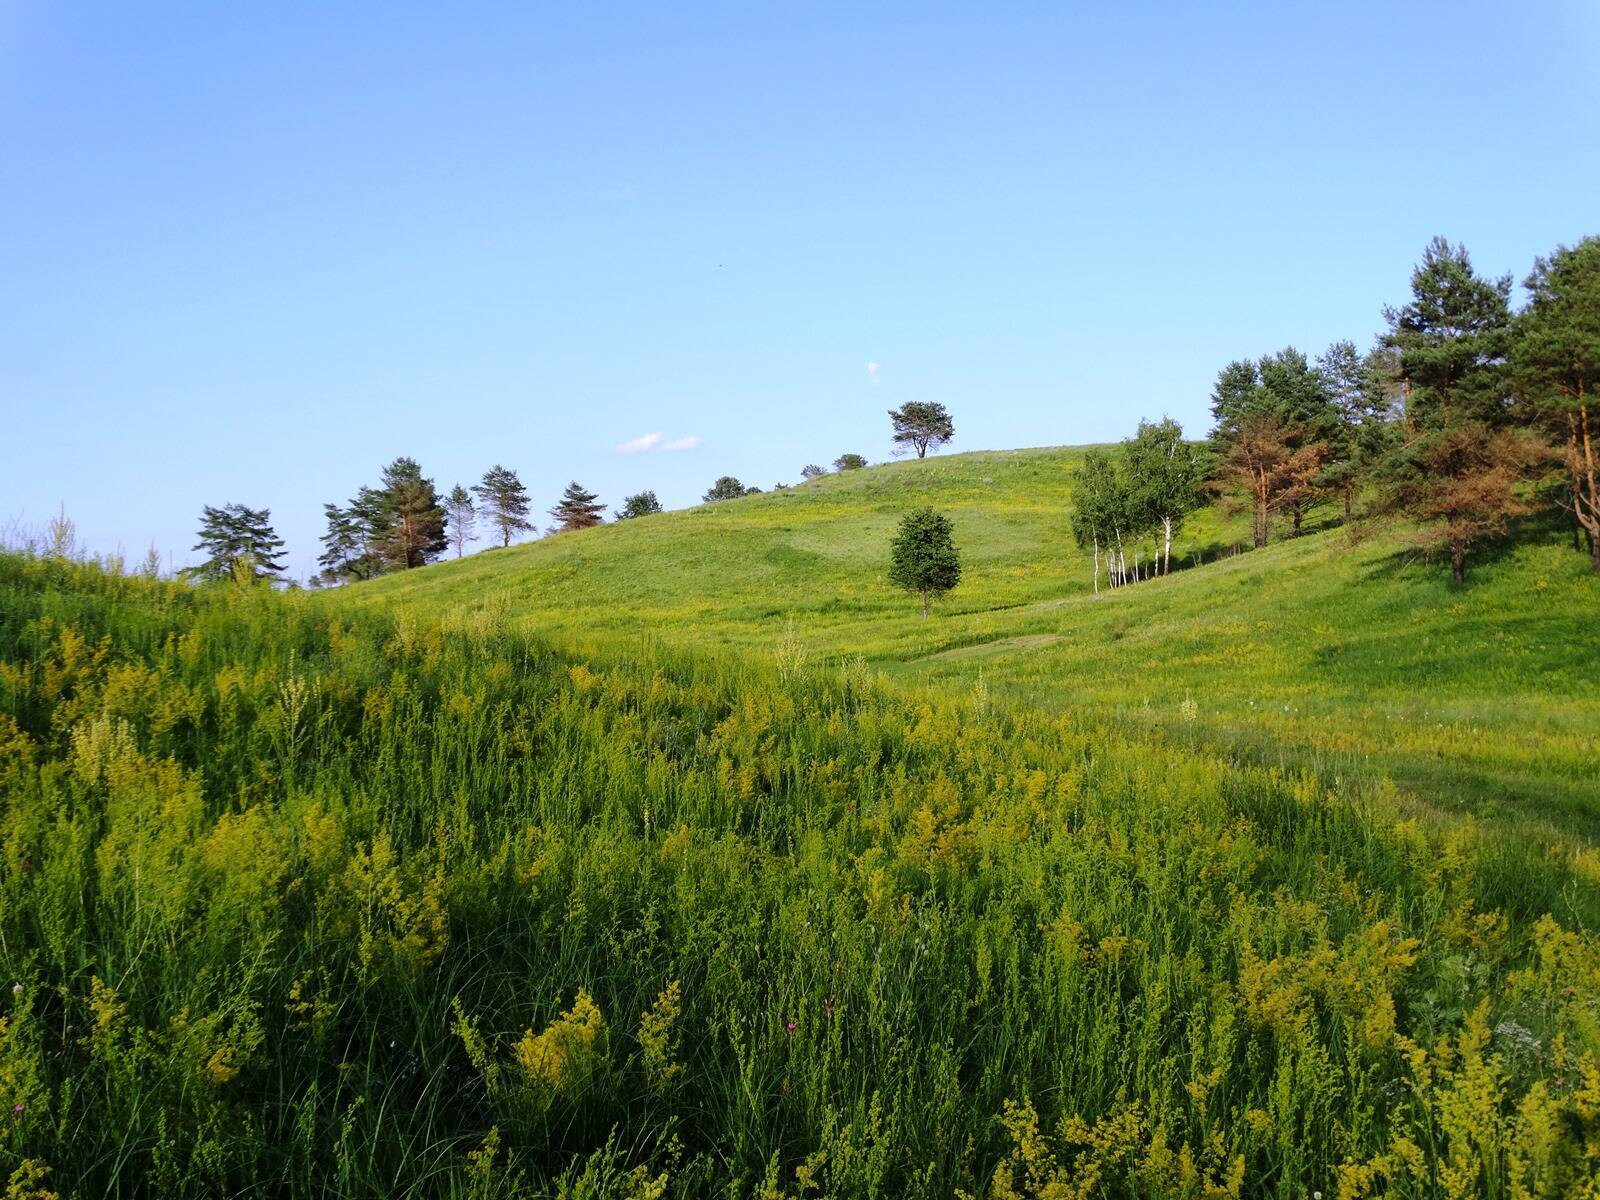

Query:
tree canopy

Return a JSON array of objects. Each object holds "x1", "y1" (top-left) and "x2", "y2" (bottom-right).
[
  {"x1": 888, "y1": 507, "x2": 961, "y2": 617},
  {"x1": 549, "y1": 482, "x2": 606, "y2": 532},
  {"x1": 888, "y1": 402, "x2": 954, "y2": 459},
  {"x1": 473, "y1": 465, "x2": 534, "y2": 548},
  {"x1": 617, "y1": 491, "x2": 664, "y2": 519},
  {"x1": 190, "y1": 503, "x2": 286, "y2": 583}
]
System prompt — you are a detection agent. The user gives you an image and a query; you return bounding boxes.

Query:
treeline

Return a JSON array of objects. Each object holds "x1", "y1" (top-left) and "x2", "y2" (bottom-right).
[{"x1": 1079, "y1": 234, "x2": 1600, "y2": 584}]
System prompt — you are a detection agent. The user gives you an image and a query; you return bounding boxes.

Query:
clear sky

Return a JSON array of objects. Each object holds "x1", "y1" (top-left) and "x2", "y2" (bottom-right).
[{"x1": 4, "y1": 1, "x2": 1598, "y2": 578}]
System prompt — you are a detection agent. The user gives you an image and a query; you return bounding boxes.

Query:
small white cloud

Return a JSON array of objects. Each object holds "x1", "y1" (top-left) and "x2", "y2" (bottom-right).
[
  {"x1": 659, "y1": 435, "x2": 702, "y2": 452},
  {"x1": 867, "y1": 361, "x2": 881, "y2": 384},
  {"x1": 617, "y1": 432, "x2": 664, "y2": 454}
]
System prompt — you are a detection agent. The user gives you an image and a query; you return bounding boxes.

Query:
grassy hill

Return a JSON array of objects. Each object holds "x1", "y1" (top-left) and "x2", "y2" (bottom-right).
[
  {"x1": 2, "y1": 450, "x2": 1597, "y2": 1196},
  {"x1": 361, "y1": 447, "x2": 1600, "y2": 841}
]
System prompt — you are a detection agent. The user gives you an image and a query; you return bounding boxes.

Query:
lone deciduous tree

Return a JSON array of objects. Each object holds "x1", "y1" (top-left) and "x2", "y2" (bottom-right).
[
  {"x1": 889, "y1": 507, "x2": 961, "y2": 618},
  {"x1": 888, "y1": 402, "x2": 954, "y2": 458},
  {"x1": 703, "y1": 476, "x2": 752, "y2": 502},
  {"x1": 445, "y1": 485, "x2": 477, "y2": 558},
  {"x1": 617, "y1": 490, "x2": 664, "y2": 519},
  {"x1": 1512, "y1": 237, "x2": 1600, "y2": 570},
  {"x1": 549, "y1": 482, "x2": 605, "y2": 532},
  {"x1": 472, "y1": 465, "x2": 534, "y2": 548},
  {"x1": 1124, "y1": 417, "x2": 1206, "y2": 574}
]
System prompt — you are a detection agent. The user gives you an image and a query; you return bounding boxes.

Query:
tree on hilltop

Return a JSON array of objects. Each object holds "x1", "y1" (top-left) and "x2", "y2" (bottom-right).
[
  {"x1": 889, "y1": 507, "x2": 961, "y2": 618},
  {"x1": 703, "y1": 476, "x2": 754, "y2": 502},
  {"x1": 834, "y1": 453, "x2": 867, "y2": 471},
  {"x1": 191, "y1": 503, "x2": 286, "y2": 583},
  {"x1": 445, "y1": 485, "x2": 477, "y2": 558},
  {"x1": 379, "y1": 457, "x2": 448, "y2": 570},
  {"x1": 617, "y1": 490, "x2": 664, "y2": 519},
  {"x1": 889, "y1": 402, "x2": 954, "y2": 459},
  {"x1": 473, "y1": 465, "x2": 534, "y2": 548},
  {"x1": 800, "y1": 464, "x2": 825, "y2": 480},
  {"x1": 549, "y1": 481, "x2": 605, "y2": 532}
]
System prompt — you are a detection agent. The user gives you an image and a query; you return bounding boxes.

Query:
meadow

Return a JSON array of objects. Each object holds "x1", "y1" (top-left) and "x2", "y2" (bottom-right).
[
  {"x1": 2, "y1": 442, "x2": 1599, "y2": 1195},
  {"x1": 363, "y1": 448, "x2": 1600, "y2": 842}
]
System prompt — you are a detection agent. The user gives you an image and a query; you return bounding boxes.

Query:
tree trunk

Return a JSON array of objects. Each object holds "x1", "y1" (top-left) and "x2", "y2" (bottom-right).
[
  {"x1": 1253, "y1": 466, "x2": 1269, "y2": 549},
  {"x1": 1162, "y1": 517, "x2": 1172, "y2": 576},
  {"x1": 1450, "y1": 542, "x2": 1465, "y2": 583},
  {"x1": 1092, "y1": 535, "x2": 1100, "y2": 596},
  {"x1": 1292, "y1": 502, "x2": 1303, "y2": 535},
  {"x1": 921, "y1": 590, "x2": 930, "y2": 619}
]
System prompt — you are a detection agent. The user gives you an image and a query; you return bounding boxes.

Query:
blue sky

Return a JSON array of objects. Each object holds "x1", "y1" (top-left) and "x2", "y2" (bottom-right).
[{"x1": 4, "y1": 1, "x2": 1598, "y2": 577}]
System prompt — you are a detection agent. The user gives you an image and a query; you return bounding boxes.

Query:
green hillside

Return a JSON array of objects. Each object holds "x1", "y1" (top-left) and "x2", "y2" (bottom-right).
[
  {"x1": 360, "y1": 447, "x2": 1600, "y2": 841},
  {"x1": 3, "y1": 448, "x2": 1598, "y2": 1197}
]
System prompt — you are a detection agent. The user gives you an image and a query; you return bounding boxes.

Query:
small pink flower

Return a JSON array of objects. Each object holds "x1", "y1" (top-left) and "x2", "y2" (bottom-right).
[
  {"x1": 785, "y1": 1021, "x2": 797, "y2": 1035},
  {"x1": 11, "y1": 1105, "x2": 23, "y2": 1114}
]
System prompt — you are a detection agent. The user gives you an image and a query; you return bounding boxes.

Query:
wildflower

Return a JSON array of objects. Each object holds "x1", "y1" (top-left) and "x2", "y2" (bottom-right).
[
  {"x1": 9, "y1": 983, "x2": 18, "y2": 999},
  {"x1": 11, "y1": 1104, "x2": 23, "y2": 1114},
  {"x1": 785, "y1": 1021, "x2": 797, "y2": 1035}
]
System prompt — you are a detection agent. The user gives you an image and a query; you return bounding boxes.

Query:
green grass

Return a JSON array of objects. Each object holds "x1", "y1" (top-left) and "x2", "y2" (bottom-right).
[
  {"x1": 2, "y1": 448, "x2": 1598, "y2": 1197},
  {"x1": 363, "y1": 447, "x2": 1600, "y2": 842}
]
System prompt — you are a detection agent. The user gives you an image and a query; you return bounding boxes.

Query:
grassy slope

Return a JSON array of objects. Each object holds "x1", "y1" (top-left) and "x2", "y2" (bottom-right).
[{"x1": 359, "y1": 447, "x2": 1600, "y2": 841}]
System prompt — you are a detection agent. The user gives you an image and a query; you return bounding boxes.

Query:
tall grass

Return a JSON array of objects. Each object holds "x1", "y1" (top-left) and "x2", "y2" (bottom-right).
[{"x1": 1, "y1": 551, "x2": 1597, "y2": 1196}]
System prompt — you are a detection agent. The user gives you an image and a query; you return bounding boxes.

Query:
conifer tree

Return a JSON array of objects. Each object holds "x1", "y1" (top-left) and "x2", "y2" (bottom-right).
[
  {"x1": 445, "y1": 485, "x2": 477, "y2": 558},
  {"x1": 549, "y1": 481, "x2": 605, "y2": 532},
  {"x1": 800, "y1": 464, "x2": 825, "y2": 480},
  {"x1": 833, "y1": 454, "x2": 867, "y2": 471},
  {"x1": 1379, "y1": 238, "x2": 1538, "y2": 580},
  {"x1": 888, "y1": 507, "x2": 961, "y2": 618},
  {"x1": 379, "y1": 457, "x2": 448, "y2": 570},
  {"x1": 1511, "y1": 237, "x2": 1600, "y2": 570},
  {"x1": 190, "y1": 503, "x2": 286, "y2": 583},
  {"x1": 472, "y1": 465, "x2": 534, "y2": 548},
  {"x1": 888, "y1": 402, "x2": 955, "y2": 458},
  {"x1": 1209, "y1": 356, "x2": 1331, "y2": 545}
]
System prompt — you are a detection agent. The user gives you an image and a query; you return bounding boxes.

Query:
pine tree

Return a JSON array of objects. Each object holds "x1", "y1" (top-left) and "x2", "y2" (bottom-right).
[
  {"x1": 190, "y1": 503, "x2": 287, "y2": 583},
  {"x1": 549, "y1": 482, "x2": 605, "y2": 532},
  {"x1": 800, "y1": 464, "x2": 825, "y2": 480},
  {"x1": 379, "y1": 457, "x2": 448, "y2": 570},
  {"x1": 1511, "y1": 237, "x2": 1600, "y2": 570},
  {"x1": 833, "y1": 454, "x2": 868, "y2": 471},
  {"x1": 445, "y1": 485, "x2": 477, "y2": 558},
  {"x1": 1379, "y1": 239, "x2": 1537, "y2": 580},
  {"x1": 472, "y1": 465, "x2": 534, "y2": 548},
  {"x1": 888, "y1": 507, "x2": 961, "y2": 618},
  {"x1": 1383, "y1": 236, "x2": 1513, "y2": 428},
  {"x1": 888, "y1": 402, "x2": 955, "y2": 458},
  {"x1": 1315, "y1": 340, "x2": 1389, "y2": 518},
  {"x1": 617, "y1": 491, "x2": 664, "y2": 519},
  {"x1": 1209, "y1": 355, "x2": 1332, "y2": 545},
  {"x1": 317, "y1": 503, "x2": 366, "y2": 583}
]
